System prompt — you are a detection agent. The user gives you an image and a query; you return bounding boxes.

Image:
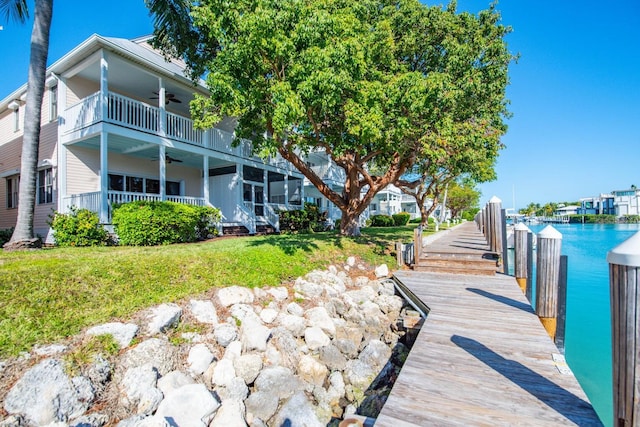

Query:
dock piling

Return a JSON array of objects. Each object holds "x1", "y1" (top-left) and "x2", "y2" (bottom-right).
[
  {"x1": 607, "y1": 231, "x2": 640, "y2": 427},
  {"x1": 514, "y1": 223, "x2": 531, "y2": 293},
  {"x1": 535, "y1": 225, "x2": 562, "y2": 340}
]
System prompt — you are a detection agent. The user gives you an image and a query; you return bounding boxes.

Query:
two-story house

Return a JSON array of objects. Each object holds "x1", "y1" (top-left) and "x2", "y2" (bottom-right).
[{"x1": 0, "y1": 34, "x2": 305, "y2": 241}]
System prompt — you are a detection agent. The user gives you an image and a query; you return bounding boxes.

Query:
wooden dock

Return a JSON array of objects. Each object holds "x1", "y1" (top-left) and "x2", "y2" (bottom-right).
[
  {"x1": 414, "y1": 222, "x2": 500, "y2": 276},
  {"x1": 375, "y1": 224, "x2": 603, "y2": 426}
]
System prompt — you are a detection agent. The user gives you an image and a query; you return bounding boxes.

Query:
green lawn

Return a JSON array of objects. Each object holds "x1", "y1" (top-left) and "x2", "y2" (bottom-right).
[{"x1": 0, "y1": 226, "x2": 423, "y2": 358}]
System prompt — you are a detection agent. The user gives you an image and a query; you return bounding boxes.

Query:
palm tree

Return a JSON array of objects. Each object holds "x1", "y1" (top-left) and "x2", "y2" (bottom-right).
[{"x1": 1, "y1": 0, "x2": 54, "y2": 250}]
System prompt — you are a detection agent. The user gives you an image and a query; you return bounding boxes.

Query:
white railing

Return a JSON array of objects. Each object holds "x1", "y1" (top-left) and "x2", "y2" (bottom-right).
[
  {"x1": 166, "y1": 195, "x2": 207, "y2": 206},
  {"x1": 62, "y1": 93, "x2": 101, "y2": 133},
  {"x1": 310, "y1": 163, "x2": 346, "y2": 183},
  {"x1": 62, "y1": 91, "x2": 298, "y2": 173},
  {"x1": 264, "y1": 203, "x2": 281, "y2": 232},
  {"x1": 108, "y1": 191, "x2": 162, "y2": 205},
  {"x1": 108, "y1": 92, "x2": 160, "y2": 134},
  {"x1": 238, "y1": 202, "x2": 256, "y2": 234},
  {"x1": 61, "y1": 191, "x2": 101, "y2": 213},
  {"x1": 166, "y1": 111, "x2": 202, "y2": 145}
]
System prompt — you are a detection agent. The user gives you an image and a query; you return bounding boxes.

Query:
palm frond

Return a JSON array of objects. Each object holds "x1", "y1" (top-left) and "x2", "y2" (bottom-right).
[{"x1": 0, "y1": 0, "x2": 29, "y2": 23}]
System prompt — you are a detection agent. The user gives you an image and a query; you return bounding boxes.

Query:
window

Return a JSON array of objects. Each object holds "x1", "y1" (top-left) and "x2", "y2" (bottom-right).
[
  {"x1": 126, "y1": 176, "x2": 144, "y2": 193},
  {"x1": 243, "y1": 165, "x2": 264, "y2": 183},
  {"x1": 6, "y1": 176, "x2": 19, "y2": 209},
  {"x1": 145, "y1": 179, "x2": 160, "y2": 194},
  {"x1": 37, "y1": 168, "x2": 53, "y2": 204},
  {"x1": 49, "y1": 86, "x2": 58, "y2": 122},
  {"x1": 108, "y1": 174, "x2": 124, "y2": 191},
  {"x1": 166, "y1": 181, "x2": 181, "y2": 196}
]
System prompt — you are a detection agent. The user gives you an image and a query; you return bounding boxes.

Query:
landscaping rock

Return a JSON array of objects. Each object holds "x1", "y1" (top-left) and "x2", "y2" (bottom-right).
[
  {"x1": 4, "y1": 359, "x2": 94, "y2": 426},
  {"x1": 359, "y1": 339, "x2": 392, "y2": 371},
  {"x1": 304, "y1": 306, "x2": 336, "y2": 337},
  {"x1": 286, "y1": 302, "x2": 304, "y2": 317},
  {"x1": 32, "y1": 344, "x2": 67, "y2": 356},
  {"x1": 258, "y1": 308, "x2": 278, "y2": 324},
  {"x1": 267, "y1": 287, "x2": 289, "y2": 301},
  {"x1": 187, "y1": 343, "x2": 215, "y2": 376},
  {"x1": 189, "y1": 300, "x2": 219, "y2": 325},
  {"x1": 218, "y1": 286, "x2": 255, "y2": 307},
  {"x1": 154, "y1": 384, "x2": 220, "y2": 427},
  {"x1": 240, "y1": 315, "x2": 271, "y2": 352},
  {"x1": 253, "y1": 366, "x2": 301, "y2": 400},
  {"x1": 69, "y1": 413, "x2": 109, "y2": 427},
  {"x1": 147, "y1": 303, "x2": 182, "y2": 335},
  {"x1": 297, "y1": 354, "x2": 329, "y2": 388},
  {"x1": 157, "y1": 370, "x2": 195, "y2": 396},
  {"x1": 304, "y1": 326, "x2": 330, "y2": 351},
  {"x1": 119, "y1": 365, "x2": 162, "y2": 416},
  {"x1": 244, "y1": 391, "x2": 279, "y2": 423},
  {"x1": 271, "y1": 391, "x2": 323, "y2": 427},
  {"x1": 233, "y1": 353, "x2": 263, "y2": 385},
  {"x1": 212, "y1": 358, "x2": 236, "y2": 387},
  {"x1": 119, "y1": 338, "x2": 176, "y2": 376},
  {"x1": 218, "y1": 376, "x2": 249, "y2": 401},
  {"x1": 213, "y1": 323, "x2": 238, "y2": 347},
  {"x1": 318, "y1": 344, "x2": 348, "y2": 371},
  {"x1": 210, "y1": 399, "x2": 247, "y2": 427},
  {"x1": 374, "y1": 264, "x2": 389, "y2": 278},
  {"x1": 277, "y1": 313, "x2": 307, "y2": 337},
  {"x1": 86, "y1": 322, "x2": 139, "y2": 348}
]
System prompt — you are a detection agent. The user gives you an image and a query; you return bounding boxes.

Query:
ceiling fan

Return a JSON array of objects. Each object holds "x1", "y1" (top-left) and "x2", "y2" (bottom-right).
[
  {"x1": 150, "y1": 91, "x2": 182, "y2": 105},
  {"x1": 152, "y1": 154, "x2": 183, "y2": 164}
]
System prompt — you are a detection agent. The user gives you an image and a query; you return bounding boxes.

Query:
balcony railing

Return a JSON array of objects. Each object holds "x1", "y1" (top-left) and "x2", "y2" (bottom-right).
[{"x1": 61, "y1": 91, "x2": 295, "y2": 171}]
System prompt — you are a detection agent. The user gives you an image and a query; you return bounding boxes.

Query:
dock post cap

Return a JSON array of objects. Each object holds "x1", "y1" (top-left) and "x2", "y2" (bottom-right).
[
  {"x1": 514, "y1": 223, "x2": 531, "y2": 232},
  {"x1": 607, "y1": 231, "x2": 640, "y2": 267},
  {"x1": 538, "y1": 225, "x2": 562, "y2": 239},
  {"x1": 488, "y1": 196, "x2": 502, "y2": 204}
]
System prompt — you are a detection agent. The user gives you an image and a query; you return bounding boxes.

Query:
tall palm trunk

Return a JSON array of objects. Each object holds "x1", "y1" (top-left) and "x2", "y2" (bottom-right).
[{"x1": 4, "y1": 0, "x2": 53, "y2": 250}]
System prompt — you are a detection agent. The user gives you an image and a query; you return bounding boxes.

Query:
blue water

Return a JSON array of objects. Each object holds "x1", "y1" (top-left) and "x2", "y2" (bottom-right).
[{"x1": 522, "y1": 223, "x2": 640, "y2": 426}]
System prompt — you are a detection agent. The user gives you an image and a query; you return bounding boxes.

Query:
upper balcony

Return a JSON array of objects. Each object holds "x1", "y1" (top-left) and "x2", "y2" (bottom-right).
[{"x1": 60, "y1": 90, "x2": 294, "y2": 172}]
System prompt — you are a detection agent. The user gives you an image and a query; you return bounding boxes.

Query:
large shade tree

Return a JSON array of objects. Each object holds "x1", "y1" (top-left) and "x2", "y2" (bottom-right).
[
  {"x1": 147, "y1": 0, "x2": 513, "y2": 236},
  {"x1": 1, "y1": 0, "x2": 54, "y2": 250}
]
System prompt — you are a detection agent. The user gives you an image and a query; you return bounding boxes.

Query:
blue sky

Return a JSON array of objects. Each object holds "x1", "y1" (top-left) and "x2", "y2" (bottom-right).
[{"x1": 1, "y1": 1, "x2": 639, "y2": 210}]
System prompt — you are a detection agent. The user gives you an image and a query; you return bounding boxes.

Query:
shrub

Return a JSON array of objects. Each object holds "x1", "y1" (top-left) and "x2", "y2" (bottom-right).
[
  {"x1": 0, "y1": 228, "x2": 13, "y2": 246},
  {"x1": 370, "y1": 214, "x2": 395, "y2": 227},
  {"x1": 392, "y1": 212, "x2": 411, "y2": 226},
  {"x1": 112, "y1": 201, "x2": 221, "y2": 246},
  {"x1": 279, "y1": 202, "x2": 328, "y2": 233},
  {"x1": 49, "y1": 207, "x2": 110, "y2": 247}
]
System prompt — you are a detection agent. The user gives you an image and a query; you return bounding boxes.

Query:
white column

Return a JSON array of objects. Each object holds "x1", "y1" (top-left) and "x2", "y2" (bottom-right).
[
  {"x1": 158, "y1": 78, "x2": 166, "y2": 136},
  {"x1": 203, "y1": 156, "x2": 209, "y2": 204},
  {"x1": 99, "y1": 52, "x2": 109, "y2": 223},
  {"x1": 159, "y1": 145, "x2": 166, "y2": 201},
  {"x1": 284, "y1": 175, "x2": 289, "y2": 209},
  {"x1": 57, "y1": 77, "x2": 68, "y2": 208}
]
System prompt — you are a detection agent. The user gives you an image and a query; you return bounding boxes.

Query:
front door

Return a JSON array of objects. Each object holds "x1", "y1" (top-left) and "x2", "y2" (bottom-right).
[{"x1": 243, "y1": 183, "x2": 264, "y2": 217}]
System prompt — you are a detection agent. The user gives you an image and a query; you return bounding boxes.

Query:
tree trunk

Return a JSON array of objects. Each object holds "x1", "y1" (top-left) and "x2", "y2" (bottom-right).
[
  {"x1": 340, "y1": 212, "x2": 361, "y2": 236},
  {"x1": 4, "y1": 0, "x2": 53, "y2": 251}
]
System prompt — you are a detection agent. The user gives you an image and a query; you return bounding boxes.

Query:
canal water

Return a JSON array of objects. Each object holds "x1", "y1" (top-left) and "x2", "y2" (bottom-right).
[{"x1": 521, "y1": 223, "x2": 640, "y2": 426}]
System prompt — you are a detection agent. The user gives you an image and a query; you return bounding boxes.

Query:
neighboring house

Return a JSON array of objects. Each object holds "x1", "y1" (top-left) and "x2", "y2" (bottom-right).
[
  {"x1": 577, "y1": 194, "x2": 615, "y2": 215},
  {"x1": 554, "y1": 205, "x2": 580, "y2": 216},
  {"x1": 612, "y1": 188, "x2": 640, "y2": 216},
  {"x1": 0, "y1": 34, "x2": 305, "y2": 240}
]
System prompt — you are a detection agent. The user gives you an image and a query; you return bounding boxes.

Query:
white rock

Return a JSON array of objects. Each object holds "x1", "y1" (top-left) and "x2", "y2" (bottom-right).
[
  {"x1": 230, "y1": 303, "x2": 257, "y2": 322},
  {"x1": 213, "y1": 358, "x2": 236, "y2": 387},
  {"x1": 277, "y1": 313, "x2": 307, "y2": 337},
  {"x1": 233, "y1": 354, "x2": 263, "y2": 385},
  {"x1": 359, "y1": 339, "x2": 392, "y2": 371},
  {"x1": 304, "y1": 327, "x2": 330, "y2": 351},
  {"x1": 188, "y1": 344, "x2": 215, "y2": 376},
  {"x1": 240, "y1": 316, "x2": 271, "y2": 352},
  {"x1": 259, "y1": 308, "x2": 278, "y2": 324},
  {"x1": 210, "y1": 399, "x2": 247, "y2": 427},
  {"x1": 293, "y1": 278, "x2": 324, "y2": 298},
  {"x1": 120, "y1": 365, "x2": 162, "y2": 416},
  {"x1": 119, "y1": 338, "x2": 176, "y2": 376},
  {"x1": 224, "y1": 341, "x2": 243, "y2": 361},
  {"x1": 374, "y1": 264, "x2": 389, "y2": 278},
  {"x1": 297, "y1": 355, "x2": 329, "y2": 388},
  {"x1": 218, "y1": 286, "x2": 255, "y2": 307},
  {"x1": 147, "y1": 303, "x2": 182, "y2": 335},
  {"x1": 271, "y1": 391, "x2": 323, "y2": 427},
  {"x1": 189, "y1": 300, "x2": 219, "y2": 325},
  {"x1": 346, "y1": 256, "x2": 356, "y2": 267},
  {"x1": 214, "y1": 323, "x2": 238, "y2": 347},
  {"x1": 157, "y1": 371, "x2": 195, "y2": 396},
  {"x1": 218, "y1": 376, "x2": 249, "y2": 401},
  {"x1": 267, "y1": 287, "x2": 289, "y2": 301},
  {"x1": 4, "y1": 359, "x2": 92, "y2": 426},
  {"x1": 155, "y1": 384, "x2": 220, "y2": 427},
  {"x1": 254, "y1": 366, "x2": 301, "y2": 399},
  {"x1": 87, "y1": 322, "x2": 139, "y2": 348},
  {"x1": 286, "y1": 302, "x2": 304, "y2": 317},
  {"x1": 32, "y1": 344, "x2": 67, "y2": 356},
  {"x1": 304, "y1": 307, "x2": 336, "y2": 337}
]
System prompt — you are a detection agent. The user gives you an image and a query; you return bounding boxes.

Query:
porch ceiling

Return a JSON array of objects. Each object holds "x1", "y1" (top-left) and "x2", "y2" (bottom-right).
[
  {"x1": 73, "y1": 55, "x2": 194, "y2": 117},
  {"x1": 71, "y1": 134, "x2": 235, "y2": 169}
]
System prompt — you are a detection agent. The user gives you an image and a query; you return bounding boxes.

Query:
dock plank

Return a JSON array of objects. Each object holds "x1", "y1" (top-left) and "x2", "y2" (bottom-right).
[{"x1": 375, "y1": 224, "x2": 602, "y2": 426}]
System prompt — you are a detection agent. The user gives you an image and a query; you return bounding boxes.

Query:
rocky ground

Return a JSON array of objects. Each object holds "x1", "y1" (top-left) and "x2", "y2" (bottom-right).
[{"x1": 0, "y1": 256, "x2": 421, "y2": 427}]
